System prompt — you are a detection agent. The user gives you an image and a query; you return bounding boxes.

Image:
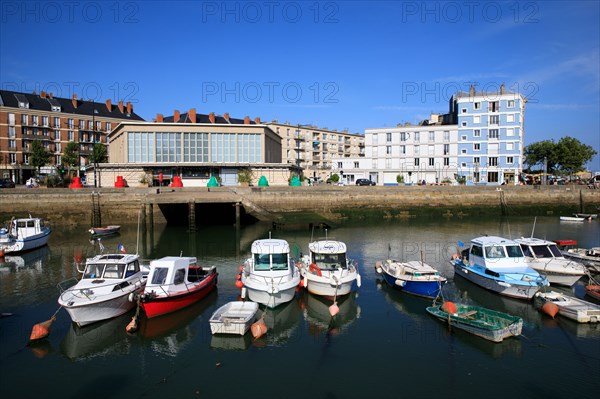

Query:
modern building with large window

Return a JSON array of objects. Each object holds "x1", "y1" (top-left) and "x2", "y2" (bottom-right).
[
  {"x1": 0, "y1": 89, "x2": 144, "y2": 184},
  {"x1": 332, "y1": 85, "x2": 525, "y2": 185},
  {"x1": 107, "y1": 109, "x2": 292, "y2": 187}
]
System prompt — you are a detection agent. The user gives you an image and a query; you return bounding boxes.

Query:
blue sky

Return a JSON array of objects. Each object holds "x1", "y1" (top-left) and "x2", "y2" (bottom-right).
[{"x1": 1, "y1": 1, "x2": 599, "y2": 169}]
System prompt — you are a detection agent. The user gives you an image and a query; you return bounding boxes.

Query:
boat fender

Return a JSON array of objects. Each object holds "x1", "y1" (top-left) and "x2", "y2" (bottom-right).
[
  {"x1": 441, "y1": 301, "x2": 457, "y2": 314},
  {"x1": 541, "y1": 302, "x2": 559, "y2": 319},
  {"x1": 235, "y1": 279, "x2": 244, "y2": 289},
  {"x1": 251, "y1": 318, "x2": 267, "y2": 339},
  {"x1": 303, "y1": 278, "x2": 308, "y2": 290},
  {"x1": 451, "y1": 253, "x2": 458, "y2": 260},
  {"x1": 28, "y1": 316, "x2": 56, "y2": 344},
  {"x1": 309, "y1": 263, "x2": 322, "y2": 277},
  {"x1": 329, "y1": 302, "x2": 340, "y2": 317},
  {"x1": 356, "y1": 273, "x2": 361, "y2": 288},
  {"x1": 395, "y1": 280, "x2": 406, "y2": 287},
  {"x1": 241, "y1": 287, "x2": 247, "y2": 299},
  {"x1": 375, "y1": 261, "x2": 383, "y2": 274}
]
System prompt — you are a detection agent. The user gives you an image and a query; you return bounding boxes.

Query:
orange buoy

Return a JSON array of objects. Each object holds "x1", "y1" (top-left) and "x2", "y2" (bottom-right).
[
  {"x1": 126, "y1": 315, "x2": 139, "y2": 333},
  {"x1": 441, "y1": 301, "x2": 457, "y2": 314},
  {"x1": 541, "y1": 302, "x2": 559, "y2": 319},
  {"x1": 235, "y1": 280, "x2": 244, "y2": 289},
  {"x1": 298, "y1": 279, "x2": 304, "y2": 288},
  {"x1": 236, "y1": 274, "x2": 241, "y2": 281},
  {"x1": 309, "y1": 263, "x2": 322, "y2": 277},
  {"x1": 28, "y1": 316, "x2": 56, "y2": 344},
  {"x1": 329, "y1": 302, "x2": 340, "y2": 317},
  {"x1": 239, "y1": 265, "x2": 243, "y2": 272},
  {"x1": 251, "y1": 319, "x2": 268, "y2": 339}
]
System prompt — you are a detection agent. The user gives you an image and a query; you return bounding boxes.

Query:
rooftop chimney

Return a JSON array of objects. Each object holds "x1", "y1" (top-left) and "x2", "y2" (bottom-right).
[
  {"x1": 244, "y1": 116, "x2": 250, "y2": 124},
  {"x1": 500, "y1": 83, "x2": 505, "y2": 94},
  {"x1": 254, "y1": 117, "x2": 261, "y2": 124},
  {"x1": 223, "y1": 112, "x2": 230, "y2": 122},
  {"x1": 189, "y1": 108, "x2": 197, "y2": 123},
  {"x1": 72, "y1": 94, "x2": 78, "y2": 108},
  {"x1": 126, "y1": 101, "x2": 132, "y2": 114},
  {"x1": 173, "y1": 110, "x2": 180, "y2": 123},
  {"x1": 40, "y1": 91, "x2": 46, "y2": 98},
  {"x1": 105, "y1": 99, "x2": 112, "y2": 112},
  {"x1": 156, "y1": 113, "x2": 163, "y2": 122},
  {"x1": 118, "y1": 100, "x2": 124, "y2": 113},
  {"x1": 49, "y1": 92, "x2": 53, "y2": 99},
  {"x1": 209, "y1": 112, "x2": 216, "y2": 124},
  {"x1": 469, "y1": 85, "x2": 475, "y2": 96}
]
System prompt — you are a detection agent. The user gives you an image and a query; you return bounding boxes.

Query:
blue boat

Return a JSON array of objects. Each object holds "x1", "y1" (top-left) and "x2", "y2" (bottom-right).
[
  {"x1": 451, "y1": 235, "x2": 549, "y2": 300},
  {"x1": 375, "y1": 259, "x2": 447, "y2": 298}
]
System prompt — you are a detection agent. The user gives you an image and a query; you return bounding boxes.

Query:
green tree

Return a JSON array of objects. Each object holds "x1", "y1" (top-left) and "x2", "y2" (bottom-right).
[
  {"x1": 89, "y1": 143, "x2": 107, "y2": 164},
  {"x1": 330, "y1": 173, "x2": 340, "y2": 183},
  {"x1": 62, "y1": 141, "x2": 79, "y2": 176},
  {"x1": 29, "y1": 140, "x2": 51, "y2": 175},
  {"x1": 555, "y1": 136, "x2": 597, "y2": 175},
  {"x1": 524, "y1": 140, "x2": 559, "y2": 173}
]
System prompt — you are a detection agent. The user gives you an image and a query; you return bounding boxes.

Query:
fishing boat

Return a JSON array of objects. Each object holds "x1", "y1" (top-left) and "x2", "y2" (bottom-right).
[
  {"x1": 89, "y1": 225, "x2": 120, "y2": 237},
  {"x1": 559, "y1": 215, "x2": 592, "y2": 222},
  {"x1": 58, "y1": 253, "x2": 147, "y2": 327},
  {"x1": 451, "y1": 236, "x2": 549, "y2": 300},
  {"x1": 209, "y1": 301, "x2": 259, "y2": 335},
  {"x1": 534, "y1": 291, "x2": 600, "y2": 323},
  {"x1": 0, "y1": 216, "x2": 51, "y2": 255},
  {"x1": 375, "y1": 259, "x2": 447, "y2": 298},
  {"x1": 297, "y1": 239, "x2": 361, "y2": 299},
  {"x1": 515, "y1": 237, "x2": 587, "y2": 286},
  {"x1": 573, "y1": 213, "x2": 598, "y2": 219},
  {"x1": 585, "y1": 285, "x2": 600, "y2": 301},
  {"x1": 552, "y1": 240, "x2": 600, "y2": 274},
  {"x1": 136, "y1": 256, "x2": 217, "y2": 318},
  {"x1": 239, "y1": 237, "x2": 301, "y2": 308},
  {"x1": 426, "y1": 301, "x2": 523, "y2": 342}
]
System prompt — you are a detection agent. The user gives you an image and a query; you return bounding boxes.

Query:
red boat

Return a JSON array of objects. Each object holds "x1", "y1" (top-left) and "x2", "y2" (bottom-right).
[
  {"x1": 585, "y1": 285, "x2": 600, "y2": 301},
  {"x1": 139, "y1": 256, "x2": 218, "y2": 318}
]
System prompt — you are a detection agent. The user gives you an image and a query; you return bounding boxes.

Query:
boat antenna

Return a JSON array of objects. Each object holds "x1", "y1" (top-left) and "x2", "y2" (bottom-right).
[
  {"x1": 530, "y1": 216, "x2": 537, "y2": 238},
  {"x1": 325, "y1": 228, "x2": 328, "y2": 240},
  {"x1": 310, "y1": 225, "x2": 315, "y2": 241},
  {"x1": 136, "y1": 208, "x2": 140, "y2": 255},
  {"x1": 420, "y1": 250, "x2": 424, "y2": 266},
  {"x1": 387, "y1": 243, "x2": 391, "y2": 260}
]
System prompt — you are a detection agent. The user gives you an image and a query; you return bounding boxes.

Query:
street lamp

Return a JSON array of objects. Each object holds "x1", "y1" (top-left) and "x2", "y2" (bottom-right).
[{"x1": 92, "y1": 109, "x2": 99, "y2": 187}]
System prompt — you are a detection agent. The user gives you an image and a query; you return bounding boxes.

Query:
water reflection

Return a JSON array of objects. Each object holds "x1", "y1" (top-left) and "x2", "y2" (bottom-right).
[
  {"x1": 252, "y1": 298, "x2": 302, "y2": 347},
  {"x1": 299, "y1": 290, "x2": 361, "y2": 337},
  {"x1": 0, "y1": 246, "x2": 49, "y2": 273}
]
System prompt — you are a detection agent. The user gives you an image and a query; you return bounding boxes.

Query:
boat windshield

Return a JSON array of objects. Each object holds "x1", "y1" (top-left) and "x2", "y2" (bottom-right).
[
  {"x1": 83, "y1": 263, "x2": 125, "y2": 279},
  {"x1": 312, "y1": 253, "x2": 347, "y2": 270},
  {"x1": 151, "y1": 267, "x2": 169, "y2": 284},
  {"x1": 531, "y1": 245, "x2": 553, "y2": 258},
  {"x1": 84, "y1": 263, "x2": 105, "y2": 279},
  {"x1": 103, "y1": 264, "x2": 125, "y2": 279},
  {"x1": 548, "y1": 245, "x2": 562, "y2": 257},
  {"x1": 505, "y1": 245, "x2": 523, "y2": 258},
  {"x1": 485, "y1": 245, "x2": 506, "y2": 259},
  {"x1": 254, "y1": 253, "x2": 289, "y2": 271}
]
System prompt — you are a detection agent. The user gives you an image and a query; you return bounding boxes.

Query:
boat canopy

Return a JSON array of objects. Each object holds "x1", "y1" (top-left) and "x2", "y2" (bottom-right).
[
  {"x1": 308, "y1": 240, "x2": 347, "y2": 254},
  {"x1": 251, "y1": 239, "x2": 290, "y2": 255}
]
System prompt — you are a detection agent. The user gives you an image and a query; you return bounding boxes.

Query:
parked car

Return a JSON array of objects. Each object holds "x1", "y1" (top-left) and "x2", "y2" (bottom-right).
[
  {"x1": 0, "y1": 178, "x2": 15, "y2": 188},
  {"x1": 356, "y1": 178, "x2": 375, "y2": 186}
]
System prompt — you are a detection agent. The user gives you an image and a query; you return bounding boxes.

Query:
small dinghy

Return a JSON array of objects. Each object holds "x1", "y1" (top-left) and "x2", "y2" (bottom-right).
[
  {"x1": 534, "y1": 291, "x2": 600, "y2": 323},
  {"x1": 209, "y1": 301, "x2": 259, "y2": 335}
]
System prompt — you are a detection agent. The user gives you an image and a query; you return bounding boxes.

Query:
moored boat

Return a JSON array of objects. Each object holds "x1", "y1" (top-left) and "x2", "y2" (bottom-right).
[
  {"x1": 239, "y1": 237, "x2": 301, "y2": 308},
  {"x1": 297, "y1": 239, "x2": 361, "y2": 299},
  {"x1": 515, "y1": 237, "x2": 587, "y2": 286},
  {"x1": 451, "y1": 236, "x2": 549, "y2": 300},
  {"x1": 534, "y1": 291, "x2": 600, "y2": 323},
  {"x1": 559, "y1": 216, "x2": 592, "y2": 222},
  {"x1": 58, "y1": 253, "x2": 146, "y2": 327},
  {"x1": 89, "y1": 225, "x2": 120, "y2": 236},
  {"x1": 137, "y1": 256, "x2": 218, "y2": 318},
  {"x1": 552, "y1": 240, "x2": 600, "y2": 274},
  {"x1": 426, "y1": 301, "x2": 523, "y2": 342},
  {"x1": 585, "y1": 285, "x2": 600, "y2": 301},
  {"x1": 0, "y1": 216, "x2": 51, "y2": 255},
  {"x1": 375, "y1": 259, "x2": 446, "y2": 298},
  {"x1": 209, "y1": 301, "x2": 259, "y2": 335}
]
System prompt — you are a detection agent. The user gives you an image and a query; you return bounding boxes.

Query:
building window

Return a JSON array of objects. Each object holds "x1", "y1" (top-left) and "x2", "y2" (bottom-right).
[
  {"x1": 506, "y1": 114, "x2": 514, "y2": 122},
  {"x1": 506, "y1": 142, "x2": 514, "y2": 150},
  {"x1": 68, "y1": 131, "x2": 74, "y2": 141},
  {"x1": 399, "y1": 132, "x2": 406, "y2": 141},
  {"x1": 385, "y1": 158, "x2": 391, "y2": 168},
  {"x1": 372, "y1": 159, "x2": 377, "y2": 169},
  {"x1": 443, "y1": 157, "x2": 449, "y2": 166},
  {"x1": 461, "y1": 135, "x2": 467, "y2": 141},
  {"x1": 489, "y1": 115, "x2": 499, "y2": 125},
  {"x1": 474, "y1": 102, "x2": 480, "y2": 110},
  {"x1": 386, "y1": 146, "x2": 391, "y2": 155},
  {"x1": 9, "y1": 153, "x2": 16, "y2": 164},
  {"x1": 354, "y1": 162, "x2": 359, "y2": 168},
  {"x1": 8, "y1": 126, "x2": 15, "y2": 138},
  {"x1": 337, "y1": 162, "x2": 342, "y2": 168},
  {"x1": 53, "y1": 117, "x2": 60, "y2": 128},
  {"x1": 414, "y1": 132, "x2": 420, "y2": 141},
  {"x1": 507, "y1": 156, "x2": 514, "y2": 164},
  {"x1": 488, "y1": 171, "x2": 499, "y2": 183},
  {"x1": 462, "y1": 108, "x2": 467, "y2": 113},
  {"x1": 414, "y1": 158, "x2": 419, "y2": 166},
  {"x1": 8, "y1": 139, "x2": 16, "y2": 149},
  {"x1": 507, "y1": 100, "x2": 515, "y2": 108},
  {"x1": 8, "y1": 113, "x2": 15, "y2": 125},
  {"x1": 489, "y1": 129, "x2": 499, "y2": 139},
  {"x1": 32, "y1": 115, "x2": 38, "y2": 126},
  {"x1": 414, "y1": 145, "x2": 420, "y2": 155},
  {"x1": 443, "y1": 144, "x2": 449, "y2": 155},
  {"x1": 386, "y1": 132, "x2": 392, "y2": 142},
  {"x1": 42, "y1": 116, "x2": 48, "y2": 126},
  {"x1": 68, "y1": 119, "x2": 74, "y2": 128},
  {"x1": 506, "y1": 128, "x2": 514, "y2": 137},
  {"x1": 473, "y1": 116, "x2": 480, "y2": 124},
  {"x1": 474, "y1": 129, "x2": 480, "y2": 137},
  {"x1": 489, "y1": 101, "x2": 499, "y2": 112},
  {"x1": 474, "y1": 157, "x2": 480, "y2": 165},
  {"x1": 443, "y1": 131, "x2": 449, "y2": 141},
  {"x1": 21, "y1": 114, "x2": 28, "y2": 125},
  {"x1": 461, "y1": 122, "x2": 467, "y2": 127},
  {"x1": 474, "y1": 143, "x2": 480, "y2": 151},
  {"x1": 372, "y1": 133, "x2": 378, "y2": 145},
  {"x1": 428, "y1": 145, "x2": 434, "y2": 155},
  {"x1": 400, "y1": 145, "x2": 405, "y2": 154},
  {"x1": 489, "y1": 157, "x2": 498, "y2": 166},
  {"x1": 461, "y1": 162, "x2": 467, "y2": 168},
  {"x1": 461, "y1": 149, "x2": 467, "y2": 154},
  {"x1": 54, "y1": 130, "x2": 60, "y2": 140},
  {"x1": 428, "y1": 158, "x2": 434, "y2": 166},
  {"x1": 428, "y1": 131, "x2": 434, "y2": 142}
]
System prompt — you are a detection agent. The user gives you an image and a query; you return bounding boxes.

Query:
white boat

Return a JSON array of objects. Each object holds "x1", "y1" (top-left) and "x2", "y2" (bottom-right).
[
  {"x1": 375, "y1": 259, "x2": 446, "y2": 298},
  {"x1": 239, "y1": 238, "x2": 301, "y2": 308},
  {"x1": 553, "y1": 240, "x2": 600, "y2": 274},
  {"x1": 0, "y1": 216, "x2": 51, "y2": 255},
  {"x1": 515, "y1": 237, "x2": 587, "y2": 286},
  {"x1": 297, "y1": 240, "x2": 361, "y2": 298},
  {"x1": 534, "y1": 291, "x2": 600, "y2": 323},
  {"x1": 58, "y1": 253, "x2": 147, "y2": 327},
  {"x1": 209, "y1": 301, "x2": 259, "y2": 335},
  {"x1": 89, "y1": 225, "x2": 121, "y2": 236},
  {"x1": 451, "y1": 236, "x2": 549, "y2": 300},
  {"x1": 559, "y1": 216, "x2": 591, "y2": 222}
]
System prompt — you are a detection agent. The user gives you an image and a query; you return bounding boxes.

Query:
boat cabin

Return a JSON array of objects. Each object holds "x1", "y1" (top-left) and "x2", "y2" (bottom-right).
[
  {"x1": 517, "y1": 238, "x2": 563, "y2": 259},
  {"x1": 250, "y1": 239, "x2": 291, "y2": 272},
  {"x1": 467, "y1": 236, "x2": 526, "y2": 267},
  {"x1": 308, "y1": 240, "x2": 348, "y2": 271},
  {"x1": 6, "y1": 217, "x2": 46, "y2": 240},
  {"x1": 146, "y1": 256, "x2": 200, "y2": 294},
  {"x1": 83, "y1": 254, "x2": 141, "y2": 280},
  {"x1": 552, "y1": 240, "x2": 578, "y2": 251}
]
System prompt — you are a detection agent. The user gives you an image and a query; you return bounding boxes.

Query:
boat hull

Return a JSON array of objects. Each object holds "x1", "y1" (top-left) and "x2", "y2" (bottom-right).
[
  {"x1": 380, "y1": 269, "x2": 445, "y2": 298},
  {"x1": 453, "y1": 261, "x2": 544, "y2": 300},
  {"x1": 141, "y1": 273, "x2": 218, "y2": 318},
  {"x1": 0, "y1": 228, "x2": 51, "y2": 254},
  {"x1": 209, "y1": 301, "x2": 258, "y2": 335},
  {"x1": 562, "y1": 252, "x2": 600, "y2": 274},
  {"x1": 244, "y1": 285, "x2": 297, "y2": 308},
  {"x1": 534, "y1": 292, "x2": 600, "y2": 323}
]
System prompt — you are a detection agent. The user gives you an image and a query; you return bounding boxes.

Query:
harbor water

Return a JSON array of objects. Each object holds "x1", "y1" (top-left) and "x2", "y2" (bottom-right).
[{"x1": 0, "y1": 216, "x2": 599, "y2": 399}]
